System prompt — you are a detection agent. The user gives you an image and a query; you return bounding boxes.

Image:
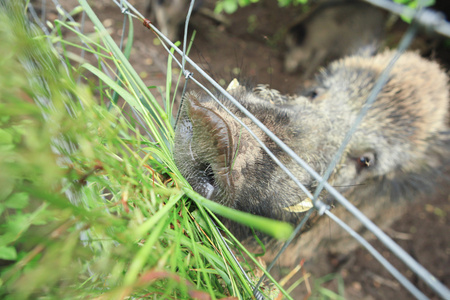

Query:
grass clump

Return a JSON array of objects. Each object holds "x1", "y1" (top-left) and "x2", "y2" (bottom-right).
[{"x1": 0, "y1": 1, "x2": 294, "y2": 299}]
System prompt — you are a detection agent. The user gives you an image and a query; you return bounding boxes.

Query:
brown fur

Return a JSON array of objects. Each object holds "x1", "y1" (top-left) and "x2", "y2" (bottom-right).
[{"x1": 173, "y1": 50, "x2": 449, "y2": 261}]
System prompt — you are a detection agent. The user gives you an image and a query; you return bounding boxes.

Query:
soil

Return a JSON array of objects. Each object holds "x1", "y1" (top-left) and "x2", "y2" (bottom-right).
[{"x1": 32, "y1": 0, "x2": 450, "y2": 299}]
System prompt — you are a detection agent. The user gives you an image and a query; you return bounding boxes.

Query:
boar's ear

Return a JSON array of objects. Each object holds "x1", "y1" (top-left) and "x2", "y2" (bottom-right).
[{"x1": 185, "y1": 93, "x2": 235, "y2": 193}]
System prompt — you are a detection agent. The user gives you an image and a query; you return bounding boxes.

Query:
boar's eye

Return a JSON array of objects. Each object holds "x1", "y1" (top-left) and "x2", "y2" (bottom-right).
[
  {"x1": 308, "y1": 90, "x2": 318, "y2": 99},
  {"x1": 304, "y1": 87, "x2": 323, "y2": 100},
  {"x1": 357, "y1": 152, "x2": 375, "y2": 169}
]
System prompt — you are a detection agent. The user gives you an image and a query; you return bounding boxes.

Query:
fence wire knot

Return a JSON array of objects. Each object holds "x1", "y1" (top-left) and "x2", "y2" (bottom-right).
[
  {"x1": 314, "y1": 200, "x2": 329, "y2": 216},
  {"x1": 121, "y1": 7, "x2": 129, "y2": 15},
  {"x1": 184, "y1": 70, "x2": 193, "y2": 79}
]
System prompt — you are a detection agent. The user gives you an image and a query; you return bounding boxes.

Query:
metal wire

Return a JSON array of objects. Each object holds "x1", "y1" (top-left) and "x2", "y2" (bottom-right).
[
  {"x1": 182, "y1": 0, "x2": 195, "y2": 73},
  {"x1": 174, "y1": 0, "x2": 196, "y2": 131}
]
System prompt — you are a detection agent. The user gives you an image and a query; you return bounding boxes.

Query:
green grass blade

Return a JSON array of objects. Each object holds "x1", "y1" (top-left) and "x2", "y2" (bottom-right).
[{"x1": 183, "y1": 188, "x2": 293, "y2": 240}]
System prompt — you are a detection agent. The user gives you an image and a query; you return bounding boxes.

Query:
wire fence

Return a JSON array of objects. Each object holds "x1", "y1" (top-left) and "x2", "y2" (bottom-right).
[{"x1": 27, "y1": 0, "x2": 450, "y2": 299}]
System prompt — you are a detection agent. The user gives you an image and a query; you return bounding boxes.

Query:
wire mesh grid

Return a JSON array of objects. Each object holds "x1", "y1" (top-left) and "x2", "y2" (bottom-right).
[{"x1": 24, "y1": 0, "x2": 450, "y2": 299}]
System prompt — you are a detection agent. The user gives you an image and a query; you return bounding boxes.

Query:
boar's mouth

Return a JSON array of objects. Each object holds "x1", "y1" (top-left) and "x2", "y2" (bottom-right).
[{"x1": 185, "y1": 95, "x2": 236, "y2": 202}]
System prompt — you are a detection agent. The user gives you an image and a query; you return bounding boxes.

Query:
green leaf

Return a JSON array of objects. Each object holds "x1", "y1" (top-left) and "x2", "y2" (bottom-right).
[
  {"x1": 214, "y1": 2, "x2": 224, "y2": 14},
  {"x1": 0, "y1": 246, "x2": 17, "y2": 260},
  {"x1": 183, "y1": 188, "x2": 293, "y2": 240},
  {"x1": 0, "y1": 115, "x2": 11, "y2": 125},
  {"x1": 5, "y1": 192, "x2": 29, "y2": 209},
  {"x1": 278, "y1": 0, "x2": 291, "y2": 7},
  {"x1": 238, "y1": 0, "x2": 250, "y2": 6},
  {"x1": 0, "y1": 129, "x2": 14, "y2": 152},
  {"x1": 0, "y1": 177, "x2": 14, "y2": 201},
  {"x1": 223, "y1": 0, "x2": 239, "y2": 14}
]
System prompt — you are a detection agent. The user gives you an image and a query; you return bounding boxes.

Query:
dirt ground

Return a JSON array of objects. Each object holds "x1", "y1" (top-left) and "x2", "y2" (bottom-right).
[{"x1": 33, "y1": 0, "x2": 449, "y2": 299}]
